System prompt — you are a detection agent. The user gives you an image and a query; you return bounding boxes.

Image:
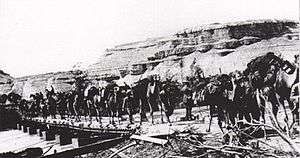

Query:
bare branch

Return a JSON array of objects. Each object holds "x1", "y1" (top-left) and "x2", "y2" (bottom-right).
[{"x1": 237, "y1": 120, "x2": 300, "y2": 155}]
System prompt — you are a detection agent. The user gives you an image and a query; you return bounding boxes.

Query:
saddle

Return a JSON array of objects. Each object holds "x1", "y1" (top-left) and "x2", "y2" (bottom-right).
[
  {"x1": 282, "y1": 60, "x2": 296, "y2": 74},
  {"x1": 206, "y1": 81, "x2": 222, "y2": 96}
]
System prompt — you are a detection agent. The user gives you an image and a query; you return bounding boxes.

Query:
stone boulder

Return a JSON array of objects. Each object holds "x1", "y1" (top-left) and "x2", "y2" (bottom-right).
[
  {"x1": 239, "y1": 36, "x2": 261, "y2": 45},
  {"x1": 283, "y1": 33, "x2": 299, "y2": 40},
  {"x1": 196, "y1": 44, "x2": 213, "y2": 53},
  {"x1": 0, "y1": 70, "x2": 14, "y2": 94},
  {"x1": 214, "y1": 39, "x2": 241, "y2": 49},
  {"x1": 173, "y1": 45, "x2": 197, "y2": 56},
  {"x1": 216, "y1": 49, "x2": 235, "y2": 56}
]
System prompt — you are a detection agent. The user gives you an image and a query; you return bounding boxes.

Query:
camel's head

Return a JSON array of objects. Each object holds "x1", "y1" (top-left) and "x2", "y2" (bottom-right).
[{"x1": 217, "y1": 74, "x2": 233, "y2": 91}]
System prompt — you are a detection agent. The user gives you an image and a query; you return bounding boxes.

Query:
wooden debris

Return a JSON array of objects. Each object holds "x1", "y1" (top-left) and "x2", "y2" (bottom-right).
[
  {"x1": 108, "y1": 142, "x2": 137, "y2": 158},
  {"x1": 42, "y1": 137, "x2": 125, "y2": 158},
  {"x1": 130, "y1": 135, "x2": 168, "y2": 145},
  {"x1": 237, "y1": 120, "x2": 300, "y2": 155},
  {"x1": 177, "y1": 133, "x2": 189, "y2": 137},
  {"x1": 109, "y1": 148, "x2": 129, "y2": 158},
  {"x1": 145, "y1": 131, "x2": 175, "y2": 137}
]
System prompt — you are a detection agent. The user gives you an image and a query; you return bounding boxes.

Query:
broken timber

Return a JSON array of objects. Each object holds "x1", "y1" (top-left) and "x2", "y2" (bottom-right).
[
  {"x1": 130, "y1": 134, "x2": 168, "y2": 145},
  {"x1": 145, "y1": 131, "x2": 175, "y2": 137},
  {"x1": 41, "y1": 137, "x2": 125, "y2": 158},
  {"x1": 108, "y1": 142, "x2": 137, "y2": 158},
  {"x1": 15, "y1": 118, "x2": 136, "y2": 156},
  {"x1": 20, "y1": 119, "x2": 134, "y2": 135},
  {"x1": 109, "y1": 148, "x2": 130, "y2": 158}
]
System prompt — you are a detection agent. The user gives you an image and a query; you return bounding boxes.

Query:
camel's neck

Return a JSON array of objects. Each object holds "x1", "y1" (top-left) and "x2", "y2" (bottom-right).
[
  {"x1": 278, "y1": 67, "x2": 299, "y2": 88},
  {"x1": 293, "y1": 67, "x2": 299, "y2": 84}
]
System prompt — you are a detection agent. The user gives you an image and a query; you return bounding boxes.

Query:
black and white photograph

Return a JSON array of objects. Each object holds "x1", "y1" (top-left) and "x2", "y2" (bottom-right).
[{"x1": 0, "y1": 0, "x2": 299, "y2": 157}]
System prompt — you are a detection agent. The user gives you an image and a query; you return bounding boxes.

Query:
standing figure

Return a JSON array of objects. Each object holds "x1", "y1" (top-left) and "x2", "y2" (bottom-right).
[
  {"x1": 57, "y1": 92, "x2": 68, "y2": 120},
  {"x1": 132, "y1": 79, "x2": 149, "y2": 125},
  {"x1": 65, "y1": 91, "x2": 75, "y2": 118},
  {"x1": 122, "y1": 90, "x2": 135, "y2": 124},
  {"x1": 203, "y1": 74, "x2": 234, "y2": 133},
  {"x1": 41, "y1": 99, "x2": 48, "y2": 120},
  {"x1": 146, "y1": 75, "x2": 162, "y2": 124},
  {"x1": 72, "y1": 76, "x2": 87, "y2": 121},
  {"x1": 107, "y1": 86, "x2": 122, "y2": 125},
  {"x1": 19, "y1": 99, "x2": 28, "y2": 116},
  {"x1": 86, "y1": 86, "x2": 102, "y2": 123},
  {"x1": 46, "y1": 86, "x2": 57, "y2": 119},
  {"x1": 159, "y1": 82, "x2": 175, "y2": 123},
  {"x1": 181, "y1": 80, "x2": 193, "y2": 121},
  {"x1": 99, "y1": 85, "x2": 109, "y2": 117}
]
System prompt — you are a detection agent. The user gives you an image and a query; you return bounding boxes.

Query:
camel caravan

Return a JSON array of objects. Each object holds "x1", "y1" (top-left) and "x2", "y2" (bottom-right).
[{"x1": 0, "y1": 52, "x2": 299, "y2": 133}]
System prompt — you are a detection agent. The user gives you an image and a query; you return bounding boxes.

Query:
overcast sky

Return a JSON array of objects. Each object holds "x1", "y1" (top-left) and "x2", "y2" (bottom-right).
[{"x1": 0, "y1": 0, "x2": 298, "y2": 77}]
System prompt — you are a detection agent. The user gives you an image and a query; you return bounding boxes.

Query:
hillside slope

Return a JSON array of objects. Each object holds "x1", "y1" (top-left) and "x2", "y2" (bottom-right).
[
  {"x1": 88, "y1": 19, "x2": 299, "y2": 82},
  {"x1": 0, "y1": 19, "x2": 299, "y2": 97},
  {"x1": 0, "y1": 70, "x2": 14, "y2": 94}
]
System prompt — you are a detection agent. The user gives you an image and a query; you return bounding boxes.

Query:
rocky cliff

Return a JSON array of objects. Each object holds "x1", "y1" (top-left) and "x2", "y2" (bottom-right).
[
  {"x1": 87, "y1": 19, "x2": 299, "y2": 81},
  {"x1": 0, "y1": 70, "x2": 14, "y2": 94},
  {"x1": 1, "y1": 19, "x2": 299, "y2": 97}
]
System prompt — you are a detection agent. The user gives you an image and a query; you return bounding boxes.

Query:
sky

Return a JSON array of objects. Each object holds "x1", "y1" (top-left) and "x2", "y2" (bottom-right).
[{"x1": 0, "y1": 0, "x2": 298, "y2": 77}]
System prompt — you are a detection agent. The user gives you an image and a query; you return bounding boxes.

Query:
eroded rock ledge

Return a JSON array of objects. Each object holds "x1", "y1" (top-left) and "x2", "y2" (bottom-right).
[{"x1": 0, "y1": 19, "x2": 299, "y2": 97}]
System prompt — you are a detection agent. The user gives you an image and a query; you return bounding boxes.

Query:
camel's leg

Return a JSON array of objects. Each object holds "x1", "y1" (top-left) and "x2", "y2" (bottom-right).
[
  {"x1": 151, "y1": 113, "x2": 154, "y2": 124},
  {"x1": 207, "y1": 116, "x2": 213, "y2": 132},
  {"x1": 109, "y1": 113, "x2": 112, "y2": 124},
  {"x1": 95, "y1": 108, "x2": 99, "y2": 122},
  {"x1": 166, "y1": 113, "x2": 171, "y2": 124},
  {"x1": 218, "y1": 117, "x2": 224, "y2": 134},
  {"x1": 89, "y1": 104, "x2": 93, "y2": 121},
  {"x1": 108, "y1": 110, "x2": 112, "y2": 124},
  {"x1": 87, "y1": 101, "x2": 91, "y2": 121},
  {"x1": 164, "y1": 103, "x2": 171, "y2": 123},
  {"x1": 67, "y1": 104, "x2": 71, "y2": 119},
  {"x1": 117, "y1": 110, "x2": 121, "y2": 124},
  {"x1": 73, "y1": 96, "x2": 79, "y2": 121},
  {"x1": 160, "y1": 103, "x2": 164, "y2": 124},
  {"x1": 261, "y1": 106, "x2": 268, "y2": 140},
  {"x1": 148, "y1": 99, "x2": 154, "y2": 124},
  {"x1": 73, "y1": 105, "x2": 79, "y2": 122},
  {"x1": 113, "y1": 113, "x2": 116, "y2": 125},
  {"x1": 94, "y1": 99, "x2": 100, "y2": 123},
  {"x1": 98, "y1": 108, "x2": 102, "y2": 124},
  {"x1": 138, "y1": 100, "x2": 143, "y2": 125},
  {"x1": 278, "y1": 97, "x2": 288, "y2": 122},
  {"x1": 111, "y1": 111, "x2": 116, "y2": 125},
  {"x1": 287, "y1": 99, "x2": 298, "y2": 125}
]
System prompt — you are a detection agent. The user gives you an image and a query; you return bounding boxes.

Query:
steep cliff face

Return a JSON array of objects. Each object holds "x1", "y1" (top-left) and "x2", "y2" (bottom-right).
[
  {"x1": 0, "y1": 70, "x2": 13, "y2": 94},
  {"x1": 88, "y1": 19, "x2": 299, "y2": 81},
  {"x1": 11, "y1": 71, "x2": 77, "y2": 99},
  {"x1": 0, "y1": 19, "x2": 299, "y2": 97}
]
